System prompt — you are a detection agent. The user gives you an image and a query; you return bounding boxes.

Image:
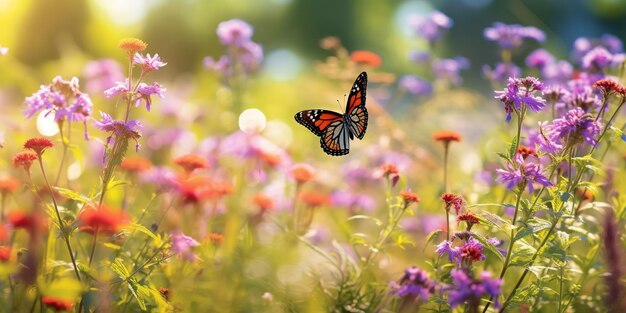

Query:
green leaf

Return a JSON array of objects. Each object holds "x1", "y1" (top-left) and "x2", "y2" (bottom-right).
[
  {"x1": 425, "y1": 229, "x2": 444, "y2": 246},
  {"x1": 514, "y1": 219, "x2": 553, "y2": 241},
  {"x1": 508, "y1": 135, "x2": 518, "y2": 158},
  {"x1": 472, "y1": 233, "x2": 505, "y2": 263},
  {"x1": 347, "y1": 215, "x2": 383, "y2": 226},
  {"x1": 111, "y1": 258, "x2": 130, "y2": 280},
  {"x1": 54, "y1": 187, "x2": 91, "y2": 203},
  {"x1": 126, "y1": 223, "x2": 158, "y2": 241},
  {"x1": 127, "y1": 281, "x2": 146, "y2": 310}
]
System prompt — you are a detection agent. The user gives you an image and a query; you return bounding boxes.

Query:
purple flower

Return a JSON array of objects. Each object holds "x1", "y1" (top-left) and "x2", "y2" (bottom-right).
[
  {"x1": 582, "y1": 46, "x2": 614, "y2": 72},
  {"x1": 526, "y1": 49, "x2": 554, "y2": 69},
  {"x1": 133, "y1": 53, "x2": 167, "y2": 72},
  {"x1": 484, "y1": 22, "x2": 545, "y2": 50},
  {"x1": 140, "y1": 166, "x2": 179, "y2": 192},
  {"x1": 409, "y1": 11, "x2": 453, "y2": 43},
  {"x1": 83, "y1": 59, "x2": 124, "y2": 94},
  {"x1": 136, "y1": 82, "x2": 166, "y2": 111},
  {"x1": 93, "y1": 112, "x2": 142, "y2": 150},
  {"x1": 496, "y1": 153, "x2": 552, "y2": 193},
  {"x1": 448, "y1": 269, "x2": 503, "y2": 309},
  {"x1": 408, "y1": 51, "x2": 430, "y2": 64},
  {"x1": 240, "y1": 41, "x2": 264, "y2": 71},
  {"x1": 432, "y1": 56, "x2": 469, "y2": 85},
  {"x1": 217, "y1": 19, "x2": 253, "y2": 46},
  {"x1": 104, "y1": 80, "x2": 129, "y2": 98},
  {"x1": 533, "y1": 121, "x2": 564, "y2": 154},
  {"x1": 330, "y1": 191, "x2": 376, "y2": 211},
  {"x1": 482, "y1": 62, "x2": 521, "y2": 83},
  {"x1": 399, "y1": 75, "x2": 432, "y2": 96},
  {"x1": 495, "y1": 77, "x2": 546, "y2": 122},
  {"x1": 562, "y1": 79, "x2": 601, "y2": 112},
  {"x1": 170, "y1": 231, "x2": 199, "y2": 261},
  {"x1": 389, "y1": 267, "x2": 434, "y2": 301},
  {"x1": 545, "y1": 107, "x2": 602, "y2": 146},
  {"x1": 541, "y1": 60, "x2": 573, "y2": 83},
  {"x1": 601, "y1": 34, "x2": 623, "y2": 54}
]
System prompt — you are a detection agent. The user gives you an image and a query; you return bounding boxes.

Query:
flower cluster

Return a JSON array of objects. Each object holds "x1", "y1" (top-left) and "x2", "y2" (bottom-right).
[
  {"x1": 496, "y1": 153, "x2": 552, "y2": 193},
  {"x1": 204, "y1": 19, "x2": 263, "y2": 76},
  {"x1": 484, "y1": 22, "x2": 545, "y2": 50},
  {"x1": 495, "y1": 76, "x2": 547, "y2": 122}
]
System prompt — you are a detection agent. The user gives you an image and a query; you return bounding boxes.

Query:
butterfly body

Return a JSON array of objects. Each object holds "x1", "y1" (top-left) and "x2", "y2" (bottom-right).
[{"x1": 294, "y1": 72, "x2": 368, "y2": 156}]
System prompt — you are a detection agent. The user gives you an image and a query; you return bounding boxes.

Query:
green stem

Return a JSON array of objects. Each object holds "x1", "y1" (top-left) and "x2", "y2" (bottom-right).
[
  {"x1": 88, "y1": 228, "x2": 99, "y2": 266},
  {"x1": 54, "y1": 121, "x2": 69, "y2": 186}
]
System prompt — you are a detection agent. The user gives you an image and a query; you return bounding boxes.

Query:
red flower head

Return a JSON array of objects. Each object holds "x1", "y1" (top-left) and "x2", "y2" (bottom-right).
[
  {"x1": 42, "y1": 296, "x2": 74, "y2": 312},
  {"x1": 0, "y1": 176, "x2": 20, "y2": 194},
  {"x1": 121, "y1": 156, "x2": 153, "y2": 173},
  {"x1": 24, "y1": 137, "x2": 54, "y2": 155},
  {"x1": 433, "y1": 130, "x2": 462, "y2": 144},
  {"x1": 516, "y1": 145, "x2": 537, "y2": 159},
  {"x1": 441, "y1": 193, "x2": 465, "y2": 214},
  {"x1": 298, "y1": 190, "x2": 331, "y2": 207},
  {"x1": 78, "y1": 204, "x2": 130, "y2": 235},
  {"x1": 457, "y1": 211, "x2": 480, "y2": 230},
  {"x1": 400, "y1": 190, "x2": 421, "y2": 207},
  {"x1": 0, "y1": 245, "x2": 11, "y2": 261},
  {"x1": 159, "y1": 287, "x2": 171, "y2": 301},
  {"x1": 290, "y1": 163, "x2": 316, "y2": 184},
  {"x1": 12, "y1": 151, "x2": 38, "y2": 172},
  {"x1": 379, "y1": 163, "x2": 400, "y2": 187},
  {"x1": 351, "y1": 50, "x2": 382, "y2": 68},
  {"x1": 8, "y1": 210, "x2": 48, "y2": 234},
  {"x1": 173, "y1": 154, "x2": 209, "y2": 174},
  {"x1": 205, "y1": 232, "x2": 224, "y2": 244},
  {"x1": 252, "y1": 193, "x2": 275, "y2": 212},
  {"x1": 177, "y1": 176, "x2": 233, "y2": 204},
  {"x1": 593, "y1": 78, "x2": 624, "y2": 96}
]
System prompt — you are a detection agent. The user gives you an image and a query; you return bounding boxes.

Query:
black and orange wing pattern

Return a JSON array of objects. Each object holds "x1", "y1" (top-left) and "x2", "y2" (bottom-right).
[{"x1": 345, "y1": 72, "x2": 368, "y2": 140}]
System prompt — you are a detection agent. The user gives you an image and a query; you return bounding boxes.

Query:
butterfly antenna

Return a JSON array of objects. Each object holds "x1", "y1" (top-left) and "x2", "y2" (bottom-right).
[{"x1": 336, "y1": 98, "x2": 343, "y2": 111}]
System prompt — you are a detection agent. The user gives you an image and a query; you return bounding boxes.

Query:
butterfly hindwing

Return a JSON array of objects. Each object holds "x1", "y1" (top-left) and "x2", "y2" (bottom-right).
[
  {"x1": 320, "y1": 119, "x2": 350, "y2": 156},
  {"x1": 346, "y1": 72, "x2": 368, "y2": 140}
]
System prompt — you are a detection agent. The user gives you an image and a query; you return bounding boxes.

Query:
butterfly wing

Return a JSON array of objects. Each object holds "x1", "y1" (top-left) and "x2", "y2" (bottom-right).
[
  {"x1": 294, "y1": 109, "x2": 350, "y2": 156},
  {"x1": 345, "y1": 72, "x2": 368, "y2": 140}
]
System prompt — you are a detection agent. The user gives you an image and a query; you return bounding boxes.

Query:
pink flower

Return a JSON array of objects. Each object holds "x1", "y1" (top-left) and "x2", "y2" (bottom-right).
[{"x1": 133, "y1": 53, "x2": 167, "y2": 72}]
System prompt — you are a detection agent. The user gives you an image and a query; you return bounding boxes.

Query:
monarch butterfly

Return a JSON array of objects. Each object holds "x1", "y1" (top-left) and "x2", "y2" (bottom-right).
[{"x1": 294, "y1": 72, "x2": 368, "y2": 156}]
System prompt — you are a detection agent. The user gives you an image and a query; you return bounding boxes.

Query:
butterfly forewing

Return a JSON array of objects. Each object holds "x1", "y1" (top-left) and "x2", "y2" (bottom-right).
[{"x1": 345, "y1": 72, "x2": 368, "y2": 139}]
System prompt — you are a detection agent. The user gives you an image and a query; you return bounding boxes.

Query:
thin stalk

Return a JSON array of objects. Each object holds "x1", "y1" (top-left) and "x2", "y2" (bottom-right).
[
  {"x1": 36, "y1": 157, "x2": 81, "y2": 281},
  {"x1": 88, "y1": 228, "x2": 99, "y2": 266},
  {"x1": 0, "y1": 192, "x2": 5, "y2": 223},
  {"x1": 443, "y1": 143, "x2": 450, "y2": 241},
  {"x1": 499, "y1": 189, "x2": 523, "y2": 279},
  {"x1": 54, "y1": 121, "x2": 70, "y2": 185}
]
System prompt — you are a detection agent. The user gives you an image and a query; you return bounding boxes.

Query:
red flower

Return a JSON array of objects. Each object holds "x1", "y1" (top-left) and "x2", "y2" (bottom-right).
[
  {"x1": 159, "y1": 287, "x2": 171, "y2": 301},
  {"x1": 252, "y1": 193, "x2": 275, "y2": 212},
  {"x1": 299, "y1": 190, "x2": 331, "y2": 207},
  {"x1": 457, "y1": 211, "x2": 480, "y2": 230},
  {"x1": 78, "y1": 204, "x2": 130, "y2": 235},
  {"x1": 290, "y1": 163, "x2": 315, "y2": 184},
  {"x1": 42, "y1": 296, "x2": 74, "y2": 311},
  {"x1": 205, "y1": 232, "x2": 224, "y2": 244},
  {"x1": 441, "y1": 193, "x2": 465, "y2": 214},
  {"x1": 0, "y1": 176, "x2": 20, "y2": 194},
  {"x1": 351, "y1": 50, "x2": 382, "y2": 68},
  {"x1": 121, "y1": 156, "x2": 152, "y2": 173},
  {"x1": 400, "y1": 190, "x2": 421, "y2": 206},
  {"x1": 593, "y1": 78, "x2": 624, "y2": 96},
  {"x1": 433, "y1": 130, "x2": 462, "y2": 143},
  {"x1": 177, "y1": 176, "x2": 233, "y2": 203},
  {"x1": 173, "y1": 154, "x2": 209, "y2": 173},
  {"x1": 379, "y1": 163, "x2": 400, "y2": 187},
  {"x1": 459, "y1": 242, "x2": 484, "y2": 262},
  {"x1": 8, "y1": 210, "x2": 48, "y2": 234},
  {"x1": 0, "y1": 245, "x2": 11, "y2": 261},
  {"x1": 516, "y1": 145, "x2": 537, "y2": 159},
  {"x1": 0, "y1": 224, "x2": 10, "y2": 242},
  {"x1": 24, "y1": 137, "x2": 54, "y2": 155},
  {"x1": 12, "y1": 151, "x2": 38, "y2": 171}
]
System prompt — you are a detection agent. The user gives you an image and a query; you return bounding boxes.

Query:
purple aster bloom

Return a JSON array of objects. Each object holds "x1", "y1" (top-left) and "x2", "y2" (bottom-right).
[
  {"x1": 133, "y1": 53, "x2": 167, "y2": 72},
  {"x1": 436, "y1": 240, "x2": 460, "y2": 262},
  {"x1": 546, "y1": 107, "x2": 602, "y2": 146},
  {"x1": 448, "y1": 269, "x2": 502, "y2": 309},
  {"x1": 582, "y1": 46, "x2": 614, "y2": 72},
  {"x1": 170, "y1": 230, "x2": 199, "y2": 261},
  {"x1": 389, "y1": 267, "x2": 434, "y2": 301},
  {"x1": 68, "y1": 94, "x2": 93, "y2": 139},
  {"x1": 408, "y1": 51, "x2": 430, "y2": 64},
  {"x1": 104, "y1": 80, "x2": 129, "y2": 98},
  {"x1": 562, "y1": 79, "x2": 601, "y2": 112},
  {"x1": 542, "y1": 60, "x2": 573, "y2": 83},
  {"x1": 526, "y1": 49, "x2": 555, "y2": 69},
  {"x1": 484, "y1": 22, "x2": 545, "y2": 50},
  {"x1": 93, "y1": 111, "x2": 142, "y2": 150},
  {"x1": 496, "y1": 153, "x2": 552, "y2": 193},
  {"x1": 23, "y1": 85, "x2": 62, "y2": 118},
  {"x1": 482, "y1": 62, "x2": 521, "y2": 83},
  {"x1": 432, "y1": 56, "x2": 469, "y2": 85},
  {"x1": 217, "y1": 19, "x2": 253, "y2": 46},
  {"x1": 136, "y1": 82, "x2": 166, "y2": 111},
  {"x1": 533, "y1": 121, "x2": 564, "y2": 154},
  {"x1": 542, "y1": 85, "x2": 568, "y2": 105},
  {"x1": 409, "y1": 11, "x2": 452, "y2": 43},
  {"x1": 330, "y1": 191, "x2": 376, "y2": 212},
  {"x1": 494, "y1": 77, "x2": 546, "y2": 122},
  {"x1": 83, "y1": 58, "x2": 124, "y2": 94},
  {"x1": 399, "y1": 75, "x2": 432, "y2": 96}
]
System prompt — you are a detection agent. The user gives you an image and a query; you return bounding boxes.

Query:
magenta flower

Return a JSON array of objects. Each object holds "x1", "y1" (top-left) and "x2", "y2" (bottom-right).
[
  {"x1": 495, "y1": 77, "x2": 546, "y2": 122},
  {"x1": 484, "y1": 22, "x2": 545, "y2": 50},
  {"x1": 409, "y1": 10, "x2": 453, "y2": 43},
  {"x1": 581, "y1": 46, "x2": 614, "y2": 72},
  {"x1": 389, "y1": 267, "x2": 434, "y2": 300},
  {"x1": 93, "y1": 112, "x2": 142, "y2": 150},
  {"x1": 136, "y1": 82, "x2": 166, "y2": 111},
  {"x1": 448, "y1": 269, "x2": 502, "y2": 309},
  {"x1": 526, "y1": 49, "x2": 555, "y2": 69},
  {"x1": 217, "y1": 19, "x2": 254, "y2": 46},
  {"x1": 133, "y1": 53, "x2": 167, "y2": 72},
  {"x1": 171, "y1": 231, "x2": 199, "y2": 261},
  {"x1": 496, "y1": 153, "x2": 552, "y2": 193},
  {"x1": 546, "y1": 107, "x2": 602, "y2": 147},
  {"x1": 399, "y1": 75, "x2": 432, "y2": 96}
]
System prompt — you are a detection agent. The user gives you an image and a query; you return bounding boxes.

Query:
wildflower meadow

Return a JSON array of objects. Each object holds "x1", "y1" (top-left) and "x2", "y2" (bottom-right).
[{"x1": 0, "y1": 1, "x2": 625, "y2": 312}]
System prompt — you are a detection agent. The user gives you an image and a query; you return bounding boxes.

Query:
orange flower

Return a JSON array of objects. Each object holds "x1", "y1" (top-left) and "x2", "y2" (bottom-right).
[
  {"x1": 0, "y1": 245, "x2": 11, "y2": 261},
  {"x1": 159, "y1": 287, "x2": 171, "y2": 301},
  {"x1": 290, "y1": 163, "x2": 315, "y2": 184},
  {"x1": 42, "y1": 296, "x2": 73, "y2": 311},
  {"x1": 24, "y1": 137, "x2": 54, "y2": 155},
  {"x1": 174, "y1": 154, "x2": 209, "y2": 173},
  {"x1": 0, "y1": 176, "x2": 20, "y2": 194},
  {"x1": 118, "y1": 38, "x2": 147, "y2": 54},
  {"x1": 432, "y1": 130, "x2": 462, "y2": 143},
  {"x1": 205, "y1": 232, "x2": 224, "y2": 244},
  {"x1": 78, "y1": 204, "x2": 130, "y2": 235},
  {"x1": 351, "y1": 50, "x2": 382, "y2": 68},
  {"x1": 400, "y1": 191, "x2": 421, "y2": 206},
  {"x1": 12, "y1": 151, "x2": 38, "y2": 171},
  {"x1": 298, "y1": 190, "x2": 331, "y2": 207},
  {"x1": 121, "y1": 156, "x2": 152, "y2": 173},
  {"x1": 252, "y1": 193, "x2": 275, "y2": 212},
  {"x1": 577, "y1": 188, "x2": 594, "y2": 201},
  {"x1": 177, "y1": 176, "x2": 233, "y2": 203}
]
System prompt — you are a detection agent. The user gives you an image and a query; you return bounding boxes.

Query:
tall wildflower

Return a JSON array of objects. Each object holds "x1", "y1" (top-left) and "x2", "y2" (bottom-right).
[{"x1": 495, "y1": 77, "x2": 546, "y2": 123}]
